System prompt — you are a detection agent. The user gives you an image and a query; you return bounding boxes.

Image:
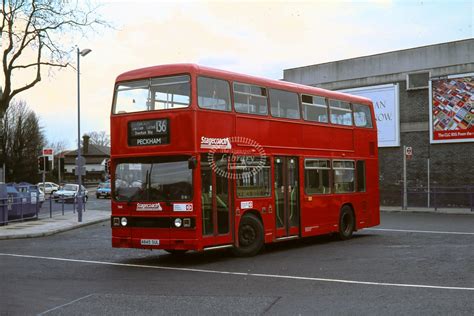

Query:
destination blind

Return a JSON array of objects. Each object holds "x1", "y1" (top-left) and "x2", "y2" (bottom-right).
[{"x1": 128, "y1": 118, "x2": 170, "y2": 146}]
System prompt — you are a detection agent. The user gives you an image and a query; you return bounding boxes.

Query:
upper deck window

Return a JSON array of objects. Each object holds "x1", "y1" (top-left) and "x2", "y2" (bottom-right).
[
  {"x1": 301, "y1": 94, "x2": 328, "y2": 123},
  {"x1": 198, "y1": 77, "x2": 231, "y2": 111},
  {"x1": 329, "y1": 99, "x2": 353, "y2": 126},
  {"x1": 113, "y1": 75, "x2": 190, "y2": 114},
  {"x1": 234, "y1": 82, "x2": 268, "y2": 115},
  {"x1": 353, "y1": 103, "x2": 373, "y2": 128},
  {"x1": 269, "y1": 89, "x2": 300, "y2": 119}
]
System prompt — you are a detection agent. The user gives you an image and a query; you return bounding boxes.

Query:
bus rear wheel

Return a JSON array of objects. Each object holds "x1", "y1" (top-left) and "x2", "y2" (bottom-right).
[
  {"x1": 338, "y1": 205, "x2": 355, "y2": 240},
  {"x1": 232, "y1": 213, "x2": 264, "y2": 257}
]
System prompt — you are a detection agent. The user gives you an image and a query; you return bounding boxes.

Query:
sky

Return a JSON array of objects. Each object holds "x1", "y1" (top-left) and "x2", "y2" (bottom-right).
[{"x1": 6, "y1": 0, "x2": 474, "y2": 150}]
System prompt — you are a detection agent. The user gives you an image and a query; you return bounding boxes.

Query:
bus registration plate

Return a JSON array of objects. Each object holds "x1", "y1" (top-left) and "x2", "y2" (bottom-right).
[{"x1": 140, "y1": 239, "x2": 160, "y2": 246}]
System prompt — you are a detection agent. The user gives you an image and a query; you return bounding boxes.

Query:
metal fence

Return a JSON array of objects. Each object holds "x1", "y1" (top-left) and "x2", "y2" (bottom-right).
[
  {"x1": 0, "y1": 195, "x2": 87, "y2": 225},
  {"x1": 405, "y1": 186, "x2": 474, "y2": 211}
]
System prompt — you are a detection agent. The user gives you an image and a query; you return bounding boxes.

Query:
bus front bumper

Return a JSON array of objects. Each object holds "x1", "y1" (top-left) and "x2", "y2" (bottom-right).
[{"x1": 112, "y1": 235, "x2": 200, "y2": 251}]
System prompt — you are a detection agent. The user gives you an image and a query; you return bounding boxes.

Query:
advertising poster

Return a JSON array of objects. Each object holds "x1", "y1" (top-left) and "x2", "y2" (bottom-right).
[
  {"x1": 430, "y1": 75, "x2": 474, "y2": 143},
  {"x1": 339, "y1": 84, "x2": 400, "y2": 147}
]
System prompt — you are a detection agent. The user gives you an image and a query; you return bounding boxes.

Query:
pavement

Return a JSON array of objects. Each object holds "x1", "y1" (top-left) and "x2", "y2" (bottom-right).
[
  {"x1": 0, "y1": 205, "x2": 472, "y2": 240},
  {"x1": 0, "y1": 209, "x2": 110, "y2": 240}
]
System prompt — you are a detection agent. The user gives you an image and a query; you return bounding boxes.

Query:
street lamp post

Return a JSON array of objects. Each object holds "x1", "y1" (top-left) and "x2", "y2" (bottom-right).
[{"x1": 76, "y1": 47, "x2": 91, "y2": 222}]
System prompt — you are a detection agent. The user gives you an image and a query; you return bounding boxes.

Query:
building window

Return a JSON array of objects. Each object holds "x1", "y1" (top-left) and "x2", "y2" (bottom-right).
[
  {"x1": 407, "y1": 72, "x2": 430, "y2": 90},
  {"x1": 304, "y1": 159, "x2": 331, "y2": 194},
  {"x1": 353, "y1": 103, "x2": 373, "y2": 128},
  {"x1": 197, "y1": 76, "x2": 231, "y2": 111},
  {"x1": 269, "y1": 89, "x2": 300, "y2": 119},
  {"x1": 333, "y1": 160, "x2": 355, "y2": 193},
  {"x1": 301, "y1": 94, "x2": 328, "y2": 123},
  {"x1": 356, "y1": 160, "x2": 366, "y2": 192},
  {"x1": 329, "y1": 99, "x2": 353, "y2": 126},
  {"x1": 233, "y1": 82, "x2": 268, "y2": 115}
]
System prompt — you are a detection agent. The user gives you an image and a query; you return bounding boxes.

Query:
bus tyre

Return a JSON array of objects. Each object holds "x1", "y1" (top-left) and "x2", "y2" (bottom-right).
[
  {"x1": 232, "y1": 214, "x2": 264, "y2": 257},
  {"x1": 338, "y1": 205, "x2": 355, "y2": 240},
  {"x1": 164, "y1": 249, "x2": 188, "y2": 255}
]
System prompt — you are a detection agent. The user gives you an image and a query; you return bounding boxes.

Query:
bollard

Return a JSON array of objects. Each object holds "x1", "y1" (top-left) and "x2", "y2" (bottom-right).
[
  {"x1": 433, "y1": 187, "x2": 437, "y2": 211},
  {"x1": 50, "y1": 196, "x2": 52, "y2": 218},
  {"x1": 470, "y1": 190, "x2": 473, "y2": 212},
  {"x1": 20, "y1": 197, "x2": 24, "y2": 221},
  {"x1": 62, "y1": 197, "x2": 64, "y2": 215},
  {"x1": 73, "y1": 197, "x2": 76, "y2": 214}
]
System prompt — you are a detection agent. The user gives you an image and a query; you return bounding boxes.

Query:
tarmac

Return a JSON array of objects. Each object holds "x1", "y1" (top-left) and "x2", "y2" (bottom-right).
[{"x1": 0, "y1": 206, "x2": 472, "y2": 240}]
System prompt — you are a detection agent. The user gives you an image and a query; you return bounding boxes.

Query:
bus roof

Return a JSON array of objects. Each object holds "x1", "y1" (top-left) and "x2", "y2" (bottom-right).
[{"x1": 115, "y1": 63, "x2": 372, "y2": 105}]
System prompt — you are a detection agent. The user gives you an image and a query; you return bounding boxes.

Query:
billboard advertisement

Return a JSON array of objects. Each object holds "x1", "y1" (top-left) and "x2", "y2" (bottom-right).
[
  {"x1": 430, "y1": 74, "x2": 474, "y2": 143},
  {"x1": 339, "y1": 84, "x2": 400, "y2": 147}
]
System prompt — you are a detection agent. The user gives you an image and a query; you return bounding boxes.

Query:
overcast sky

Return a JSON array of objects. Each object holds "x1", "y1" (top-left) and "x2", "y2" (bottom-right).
[{"x1": 10, "y1": 0, "x2": 474, "y2": 149}]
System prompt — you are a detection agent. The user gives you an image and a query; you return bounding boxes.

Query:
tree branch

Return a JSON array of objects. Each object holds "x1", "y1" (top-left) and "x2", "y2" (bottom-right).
[
  {"x1": 12, "y1": 61, "x2": 70, "y2": 70},
  {"x1": 9, "y1": 37, "x2": 43, "y2": 100}
]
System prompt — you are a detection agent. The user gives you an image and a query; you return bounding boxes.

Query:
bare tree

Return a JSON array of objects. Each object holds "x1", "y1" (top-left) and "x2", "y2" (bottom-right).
[
  {"x1": 48, "y1": 138, "x2": 67, "y2": 154},
  {"x1": 87, "y1": 130, "x2": 110, "y2": 147},
  {"x1": 0, "y1": 100, "x2": 45, "y2": 183},
  {"x1": 0, "y1": 0, "x2": 107, "y2": 119}
]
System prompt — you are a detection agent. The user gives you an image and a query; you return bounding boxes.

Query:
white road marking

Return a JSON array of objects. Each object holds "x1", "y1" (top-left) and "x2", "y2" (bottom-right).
[
  {"x1": 366, "y1": 228, "x2": 474, "y2": 235},
  {"x1": 1, "y1": 253, "x2": 474, "y2": 292},
  {"x1": 37, "y1": 293, "x2": 94, "y2": 315}
]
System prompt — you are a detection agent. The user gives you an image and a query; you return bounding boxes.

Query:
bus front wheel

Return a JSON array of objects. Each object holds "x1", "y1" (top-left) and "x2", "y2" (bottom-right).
[
  {"x1": 232, "y1": 213, "x2": 264, "y2": 257},
  {"x1": 338, "y1": 205, "x2": 355, "y2": 240}
]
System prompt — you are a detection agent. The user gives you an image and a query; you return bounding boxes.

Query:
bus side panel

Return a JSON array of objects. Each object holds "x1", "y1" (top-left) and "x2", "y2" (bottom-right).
[
  {"x1": 367, "y1": 158, "x2": 381, "y2": 227},
  {"x1": 302, "y1": 125, "x2": 354, "y2": 151},
  {"x1": 196, "y1": 111, "x2": 235, "y2": 141}
]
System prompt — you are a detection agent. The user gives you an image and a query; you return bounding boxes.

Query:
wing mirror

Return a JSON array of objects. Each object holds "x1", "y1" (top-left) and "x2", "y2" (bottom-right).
[{"x1": 188, "y1": 156, "x2": 197, "y2": 169}]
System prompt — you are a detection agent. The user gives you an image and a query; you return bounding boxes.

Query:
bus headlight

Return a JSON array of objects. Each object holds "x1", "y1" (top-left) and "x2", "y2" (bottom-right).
[
  {"x1": 120, "y1": 217, "x2": 128, "y2": 227},
  {"x1": 174, "y1": 218, "x2": 182, "y2": 228}
]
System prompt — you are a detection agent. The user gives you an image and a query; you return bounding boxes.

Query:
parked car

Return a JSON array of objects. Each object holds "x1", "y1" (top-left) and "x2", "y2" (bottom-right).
[
  {"x1": 96, "y1": 182, "x2": 111, "y2": 199},
  {"x1": 53, "y1": 184, "x2": 88, "y2": 203},
  {"x1": 7, "y1": 182, "x2": 42, "y2": 218},
  {"x1": 36, "y1": 182, "x2": 60, "y2": 194}
]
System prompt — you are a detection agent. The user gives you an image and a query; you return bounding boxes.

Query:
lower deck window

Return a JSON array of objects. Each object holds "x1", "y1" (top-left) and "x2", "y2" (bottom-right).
[
  {"x1": 304, "y1": 159, "x2": 330, "y2": 194},
  {"x1": 236, "y1": 157, "x2": 270, "y2": 197},
  {"x1": 357, "y1": 160, "x2": 366, "y2": 192},
  {"x1": 333, "y1": 160, "x2": 355, "y2": 193}
]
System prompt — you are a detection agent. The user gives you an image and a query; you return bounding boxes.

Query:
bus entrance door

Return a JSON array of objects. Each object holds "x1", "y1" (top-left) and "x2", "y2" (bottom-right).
[
  {"x1": 274, "y1": 157, "x2": 300, "y2": 238},
  {"x1": 200, "y1": 155, "x2": 233, "y2": 247}
]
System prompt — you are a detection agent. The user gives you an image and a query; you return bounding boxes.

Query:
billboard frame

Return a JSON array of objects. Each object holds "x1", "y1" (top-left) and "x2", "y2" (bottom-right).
[
  {"x1": 339, "y1": 83, "x2": 400, "y2": 147},
  {"x1": 429, "y1": 73, "x2": 474, "y2": 144}
]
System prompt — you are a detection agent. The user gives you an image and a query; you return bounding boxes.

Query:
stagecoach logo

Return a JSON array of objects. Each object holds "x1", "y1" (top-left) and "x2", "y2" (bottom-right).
[
  {"x1": 207, "y1": 136, "x2": 267, "y2": 180},
  {"x1": 200, "y1": 137, "x2": 232, "y2": 149},
  {"x1": 136, "y1": 203, "x2": 163, "y2": 211}
]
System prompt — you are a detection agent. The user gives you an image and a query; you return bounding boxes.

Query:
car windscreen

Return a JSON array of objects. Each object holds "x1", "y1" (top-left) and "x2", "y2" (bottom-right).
[
  {"x1": 114, "y1": 156, "x2": 192, "y2": 202},
  {"x1": 63, "y1": 184, "x2": 77, "y2": 191}
]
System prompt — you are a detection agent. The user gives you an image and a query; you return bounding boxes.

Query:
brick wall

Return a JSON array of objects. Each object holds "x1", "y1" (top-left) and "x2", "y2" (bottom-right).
[{"x1": 379, "y1": 80, "x2": 474, "y2": 206}]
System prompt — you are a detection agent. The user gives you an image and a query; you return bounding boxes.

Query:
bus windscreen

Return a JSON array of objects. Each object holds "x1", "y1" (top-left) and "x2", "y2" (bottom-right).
[{"x1": 114, "y1": 157, "x2": 192, "y2": 202}]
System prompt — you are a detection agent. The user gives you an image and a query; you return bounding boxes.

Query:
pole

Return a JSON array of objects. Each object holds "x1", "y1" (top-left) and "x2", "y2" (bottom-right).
[
  {"x1": 76, "y1": 48, "x2": 83, "y2": 222},
  {"x1": 58, "y1": 156, "x2": 61, "y2": 185},
  {"x1": 403, "y1": 145, "x2": 407, "y2": 210},
  {"x1": 42, "y1": 156, "x2": 46, "y2": 197},
  {"x1": 427, "y1": 158, "x2": 430, "y2": 208}
]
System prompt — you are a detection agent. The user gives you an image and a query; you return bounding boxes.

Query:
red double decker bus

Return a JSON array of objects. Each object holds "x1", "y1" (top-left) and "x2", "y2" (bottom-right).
[{"x1": 110, "y1": 64, "x2": 379, "y2": 256}]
